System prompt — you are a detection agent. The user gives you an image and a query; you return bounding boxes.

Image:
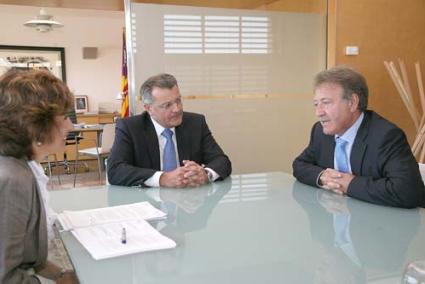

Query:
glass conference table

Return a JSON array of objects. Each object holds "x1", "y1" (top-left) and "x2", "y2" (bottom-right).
[{"x1": 50, "y1": 172, "x2": 425, "y2": 284}]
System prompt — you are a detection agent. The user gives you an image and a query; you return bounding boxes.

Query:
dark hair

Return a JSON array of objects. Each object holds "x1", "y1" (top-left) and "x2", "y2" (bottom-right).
[
  {"x1": 140, "y1": 73, "x2": 178, "y2": 104},
  {"x1": 314, "y1": 66, "x2": 369, "y2": 111},
  {"x1": 0, "y1": 69, "x2": 73, "y2": 159}
]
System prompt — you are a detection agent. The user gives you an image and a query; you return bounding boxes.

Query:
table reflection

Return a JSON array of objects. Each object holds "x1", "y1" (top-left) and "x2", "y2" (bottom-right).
[
  {"x1": 106, "y1": 180, "x2": 231, "y2": 280},
  {"x1": 292, "y1": 182, "x2": 420, "y2": 284}
]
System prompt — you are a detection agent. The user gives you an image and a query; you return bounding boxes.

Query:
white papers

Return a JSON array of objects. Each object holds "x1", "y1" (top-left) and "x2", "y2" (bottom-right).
[
  {"x1": 72, "y1": 219, "x2": 176, "y2": 260},
  {"x1": 58, "y1": 201, "x2": 166, "y2": 231},
  {"x1": 57, "y1": 202, "x2": 176, "y2": 260}
]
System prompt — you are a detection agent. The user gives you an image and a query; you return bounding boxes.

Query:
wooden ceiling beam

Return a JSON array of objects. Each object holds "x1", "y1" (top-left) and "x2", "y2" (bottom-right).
[{"x1": 0, "y1": 0, "x2": 323, "y2": 12}]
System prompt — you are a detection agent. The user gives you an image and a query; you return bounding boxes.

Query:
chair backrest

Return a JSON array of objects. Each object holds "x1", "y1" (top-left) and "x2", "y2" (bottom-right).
[
  {"x1": 100, "y1": 123, "x2": 116, "y2": 154},
  {"x1": 66, "y1": 109, "x2": 80, "y2": 141},
  {"x1": 68, "y1": 109, "x2": 78, "y2": 124},
  {"x1": 419, "y1": 163, "x2": 425, "y2": 182}
]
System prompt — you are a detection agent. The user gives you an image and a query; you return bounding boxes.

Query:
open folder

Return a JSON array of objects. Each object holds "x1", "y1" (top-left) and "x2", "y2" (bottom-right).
[{"x1": 57, "y1": 202, "x2": 176, "y2": 260}]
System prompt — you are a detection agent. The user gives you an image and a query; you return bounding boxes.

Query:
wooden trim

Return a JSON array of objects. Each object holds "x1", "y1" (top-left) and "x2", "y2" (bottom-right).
[
  {"x1": 182, "y1": 93, "x2": 307, "y2": 100},
  {"x1": 326, "y1": 0, "x2": 337, "y2": 68}
]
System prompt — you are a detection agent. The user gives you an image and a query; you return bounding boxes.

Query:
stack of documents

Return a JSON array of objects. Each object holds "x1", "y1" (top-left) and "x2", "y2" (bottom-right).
[{"x1": 57, "y1": 202, "x2": 176, "y2": 260}]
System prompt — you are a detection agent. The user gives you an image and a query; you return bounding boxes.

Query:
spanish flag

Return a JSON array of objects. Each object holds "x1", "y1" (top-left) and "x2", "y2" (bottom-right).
[{"x1": 120, "y1": 28, "x2": 129, "y2": 118}]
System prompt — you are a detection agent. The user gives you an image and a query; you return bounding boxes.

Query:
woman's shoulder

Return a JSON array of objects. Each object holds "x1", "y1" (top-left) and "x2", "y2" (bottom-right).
[{"x1": 0, "y1": 155, "x2": 34, "y2": 186}]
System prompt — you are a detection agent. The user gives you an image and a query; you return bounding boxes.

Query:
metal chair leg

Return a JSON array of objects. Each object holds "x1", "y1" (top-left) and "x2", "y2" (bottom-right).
[
  {"x1": 95, "y1": 147, "x2": 102, "y2": 184},
  {"x1": 53, "y1": 154, "x2": 61, "y2": 185},
  {"x1": 73, "y1": 140, "x2": 79, "y2": 187},
  {"x1": 47, "y1": 159, "x2": 53, "y2": 178},
  {"x1": 105, "y1": 158, "x2": 109, "y2": 185}
]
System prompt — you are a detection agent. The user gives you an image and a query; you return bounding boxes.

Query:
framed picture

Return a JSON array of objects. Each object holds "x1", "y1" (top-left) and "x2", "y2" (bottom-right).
[
  {"x1": 0, "y1": 45, "x2": 66, "y2": 82},
  {"x1": 75, "y1": 95, "x2": 88, "y2": 113}
]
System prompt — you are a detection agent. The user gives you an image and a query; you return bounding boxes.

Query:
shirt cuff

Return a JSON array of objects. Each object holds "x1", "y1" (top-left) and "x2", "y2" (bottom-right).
[
  {"x1": 31, "y1": 275, "x2": 41, "y2": 284},
  {"x1": 144, "y1": 171, "x2": 163, "y2": 187},
  {"x1": 316, "y1": 170, "x2": 325, "y2": 187},
  {"x1": 204, "y1": 167, "x2": 219, "y2": 182}
]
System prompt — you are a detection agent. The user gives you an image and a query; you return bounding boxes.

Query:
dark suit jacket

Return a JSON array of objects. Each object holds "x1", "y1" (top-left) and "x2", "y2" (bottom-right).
[
  {"x1": 293, "y1": 110, "x2": 425, "y2": 208},
  {"x1": 107, "y1": 111, "x2": 231, "y2": 186}
]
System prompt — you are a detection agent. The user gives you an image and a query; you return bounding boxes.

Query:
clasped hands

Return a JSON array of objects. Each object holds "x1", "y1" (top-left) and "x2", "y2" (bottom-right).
[
  {"x1": 319, "y1": 168, "x2": 354, "y2": 195},
  {"x1": 160, "y1": 160, "x2": 208, "y2": 188}
]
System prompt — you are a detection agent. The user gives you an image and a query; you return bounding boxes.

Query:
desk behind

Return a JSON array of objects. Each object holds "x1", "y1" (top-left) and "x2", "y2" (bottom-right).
[{"x1": 50, "y1": 172, "x2": 425, "y2": 284}]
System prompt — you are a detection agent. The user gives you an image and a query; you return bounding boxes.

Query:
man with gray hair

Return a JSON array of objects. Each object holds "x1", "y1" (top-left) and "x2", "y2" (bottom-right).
[
  {"x1": 293, "y1": 66, "x2": 425, "y2": 208},
  {"x1": 108, "y1": 73, "x2": 231, "y2": 187}
]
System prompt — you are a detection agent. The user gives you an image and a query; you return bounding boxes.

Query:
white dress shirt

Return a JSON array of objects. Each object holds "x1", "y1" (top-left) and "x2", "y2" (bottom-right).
[
  {"x1": 144, "y1": 117, "x2": 218, "y2": 187},
  {"x1": 27, "y1": 160, "x2": 56, "y2": 241}
]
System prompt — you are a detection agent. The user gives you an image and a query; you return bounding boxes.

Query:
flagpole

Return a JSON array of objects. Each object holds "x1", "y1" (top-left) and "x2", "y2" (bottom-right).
[{"x1": 124, "y1": 0, "x2": 136, "y2": 116}]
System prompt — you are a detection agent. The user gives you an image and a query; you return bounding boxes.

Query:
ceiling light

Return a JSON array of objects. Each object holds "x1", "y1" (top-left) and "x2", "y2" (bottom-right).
[{"x1": 24, "y1": 8, "x2": 63, "y2": 32}]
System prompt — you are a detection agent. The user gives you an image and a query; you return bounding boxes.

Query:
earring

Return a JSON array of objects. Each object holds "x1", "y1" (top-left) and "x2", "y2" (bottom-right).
[{"x1": 36, "y1": 141, "x2": 42, "y2": 146}]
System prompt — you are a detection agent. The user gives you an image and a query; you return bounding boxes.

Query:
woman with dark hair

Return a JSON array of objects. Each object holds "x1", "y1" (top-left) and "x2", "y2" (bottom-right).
[{"x1": 0, "y1": 69, "x2": 78, "y2": 283}]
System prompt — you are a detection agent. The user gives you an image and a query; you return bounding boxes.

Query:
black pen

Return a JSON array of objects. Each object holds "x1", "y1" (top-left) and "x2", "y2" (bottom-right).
[{"x1": 121, "y1": 227, "x2": 127, "y2": 244}]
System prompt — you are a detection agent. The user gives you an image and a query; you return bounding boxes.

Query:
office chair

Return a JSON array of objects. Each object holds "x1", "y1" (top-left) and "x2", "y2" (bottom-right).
[
  {"x1": 63, "y1": 110, "x2": 87, "y2": 174},
  {"x1": 74, "y1": 123, "x2": 116, "y2": 186},
  {"x1": 43, "y1": 154, "x2": 61, "y2": 185}
]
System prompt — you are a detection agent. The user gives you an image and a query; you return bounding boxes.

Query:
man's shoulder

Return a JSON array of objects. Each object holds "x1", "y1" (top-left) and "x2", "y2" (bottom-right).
[
  {"x1": 365, "y1": 110, "x2": 402, "y2": 133},
  {"x1": 181, "y1": 112, "x2": 206, "y2": 127},
  {"x1": 362, "y1": 110, "x2": 407, "y2": 144},
  {"x1": 118, "y1": 112, "x2": 150, "y2": 128},
  {"x1": 182, "y1": 111, "x2": 205, "y2": 121}
]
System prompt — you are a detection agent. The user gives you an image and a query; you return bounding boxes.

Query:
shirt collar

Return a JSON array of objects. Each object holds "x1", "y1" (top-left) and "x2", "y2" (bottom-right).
[
  {"x1": 150, "y1": 117, "x2": 175, "y2": 137},
  {"x1": 335, "y1": 112, "x2": 364, "y2": 144},
  {"x1": 27, "y1": 160, "x2": 49, "y2": 184}
]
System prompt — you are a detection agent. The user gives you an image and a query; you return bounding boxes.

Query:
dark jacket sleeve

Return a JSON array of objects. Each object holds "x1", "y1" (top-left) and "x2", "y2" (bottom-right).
[
  {"x1": 292, "y1": 122, "x2": 327, "y2": 187},
  {"x1": 198, "y1": 115, "x2": 232, "y2": 179},
  {"x1": 348, "y1": 127, "x2": 425, "y2": 208},
  {"x1": 107, "y1": 119, "x2": 156, "y2": 186}
]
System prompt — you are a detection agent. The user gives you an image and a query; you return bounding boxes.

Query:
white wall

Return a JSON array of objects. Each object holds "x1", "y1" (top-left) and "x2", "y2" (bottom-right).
[{"x1": 0, "y1": 5, "x2": 124, "y2": 113}]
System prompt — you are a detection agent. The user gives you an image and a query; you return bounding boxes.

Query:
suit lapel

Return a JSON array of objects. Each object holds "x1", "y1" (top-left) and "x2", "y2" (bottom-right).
[
  {"x1": 323, "y1": 134, "x2": 336, "y2": 169},
  {"x1": 175, "y1": 117, "x2": 188, "y2": 165},
  {"x1": 350, "y1": 112, "x2": 369, "y2": 175},
  {"x1": 143, "y1": 114, "x2": 161, "y2": 170},
  {"x1": 315, "y1": 122, "x2": 335, "y2": 168}
]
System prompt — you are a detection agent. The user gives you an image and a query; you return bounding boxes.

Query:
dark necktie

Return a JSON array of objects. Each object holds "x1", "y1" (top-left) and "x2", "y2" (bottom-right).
[{"x1": 162, "y1": 129, "x2": 177, "y2": 172}]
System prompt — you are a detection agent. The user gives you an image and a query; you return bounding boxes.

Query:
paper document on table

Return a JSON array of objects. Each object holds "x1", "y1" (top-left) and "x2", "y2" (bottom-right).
[
  {"x1": 57, "y1": 201, "x2": 166, "y2": 231},
  {"x1": 71, "y1": 219, "x2": 176, "y2": 260}
]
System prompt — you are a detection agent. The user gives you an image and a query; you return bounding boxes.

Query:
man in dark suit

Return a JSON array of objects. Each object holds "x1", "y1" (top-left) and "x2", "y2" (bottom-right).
[
  {"x1": 293, "y1": 66, "x2": 425, "y2": 208},
  {"x1": 107, "y1": 73, "x2": 231, "y2": 187}
]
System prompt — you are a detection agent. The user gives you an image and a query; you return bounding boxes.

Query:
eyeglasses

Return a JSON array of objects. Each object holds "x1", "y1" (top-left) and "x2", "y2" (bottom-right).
[{"x1": 153, "y1": 97, "x2": 182, "y2": 111}]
